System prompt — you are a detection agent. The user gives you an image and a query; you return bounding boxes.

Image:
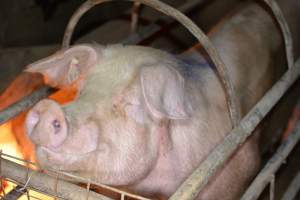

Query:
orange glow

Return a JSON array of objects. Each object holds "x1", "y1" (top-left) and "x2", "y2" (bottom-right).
[
  {"x1": 0, "y1": 122, "x2": 26, "y2": 196},
  {"x1": 0, "y1": 122, "x2": 23, "y2": 164},
  {"x1": 0, "y1": 81, "x2": 77, "y2": 199},
  {"x1": 50, "y1": 85, "x2": 78, "y2": 104}
]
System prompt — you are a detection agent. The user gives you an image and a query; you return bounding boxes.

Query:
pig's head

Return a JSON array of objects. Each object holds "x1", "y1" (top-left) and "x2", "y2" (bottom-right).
[{"x1": 25, "y1": 44, "x2": 190, "y2": 185}]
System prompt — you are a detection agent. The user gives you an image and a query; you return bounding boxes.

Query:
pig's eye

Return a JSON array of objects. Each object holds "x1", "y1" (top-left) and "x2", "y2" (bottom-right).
[{"x1": 52, "y1": 119, "x2": 61, "y2": 133}]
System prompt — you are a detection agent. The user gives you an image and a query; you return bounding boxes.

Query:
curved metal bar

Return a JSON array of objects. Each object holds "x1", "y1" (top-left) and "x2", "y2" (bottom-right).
[
  {"x1": 62, "y1": 0, "x2": 241, "y2": 127},
  {"x1": 262, "y1": 0, "x2": 294, "y2": 69}
]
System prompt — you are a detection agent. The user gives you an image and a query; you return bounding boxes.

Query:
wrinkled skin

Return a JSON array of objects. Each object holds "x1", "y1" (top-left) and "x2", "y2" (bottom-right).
[{"x1": 25, "y1": 1, "x2": 298, "y2": 199}]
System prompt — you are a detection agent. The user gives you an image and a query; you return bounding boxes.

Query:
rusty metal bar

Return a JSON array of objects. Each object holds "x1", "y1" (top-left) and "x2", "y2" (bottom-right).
[
  {"x1": 124, "y1": 0, "x2": 206, "y2": 45},
  {"x1": 240, "y1": 120, "x2": 300, "y2": 200},
  {"x1": 170, "y1": 58, "x2": 300, "y2": 200},
  {"x1": 130, "y1": 2, "x2": 141, "y2": 33},
  {"x1": 0, "y1": 87, "x2": 55, "y2": 125},
  {"x1": 280, "y1": 170, "x2": 300, "y2": 200}
]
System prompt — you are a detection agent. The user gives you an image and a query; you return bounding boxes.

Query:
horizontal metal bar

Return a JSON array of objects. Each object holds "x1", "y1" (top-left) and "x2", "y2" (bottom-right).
[
  {"x1": 241, "y1": 120, "x2": 300, "y2": 200},
  {"x1": 0, "y1": 157, "x2": 112, "y2": 200},
  {"x1": 281, "y1": 170, "x2": 300, "y2": 200},
  {"x1": 170, "y1": 58, "x2": 300, "y2": 200}
]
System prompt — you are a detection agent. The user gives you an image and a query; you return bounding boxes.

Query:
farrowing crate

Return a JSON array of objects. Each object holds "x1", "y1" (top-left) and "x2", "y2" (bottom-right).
[{"x1": 0, "y1": 0, "x2": 300, "y2": 199}]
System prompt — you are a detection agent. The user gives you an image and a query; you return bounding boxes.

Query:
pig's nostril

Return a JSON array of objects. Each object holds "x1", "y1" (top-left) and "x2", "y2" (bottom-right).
[{"x1": 52, "y1": 119, "x2": 61, "y2": 134}]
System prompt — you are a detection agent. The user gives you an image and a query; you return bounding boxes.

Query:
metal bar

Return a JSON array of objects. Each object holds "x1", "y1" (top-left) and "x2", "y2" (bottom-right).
[
  {"x1": 281, "y1": 171, "x2": 300, "y2": 200},
  {"x1": 25, "y1": 190, "x2": 30, "y2": 200},
  {"x1": 123, "y1": 0, "x2": 206, "y2": 45},
  {"x1": 0, "y1": 87, "x2": 55, "y2": 125},
  {"x1": 49, "y1": 166, "x2": 152, "y2": 200},
  {"x1": 2, "y1": 186, "x2": 26, "y2": 200},
  {"x1": 170, "y1": 58, "x2": 300, "y2": 200},
  {"x1": 270, "y1": 175, "x2": 275, "y2": 200},
  {"x1": 0, "y1": 150, "x2": 6, "y2": 198},
  {"x1": 130, "y1": 2, "x2": 141, "y2": 33},
  {"x1": 0, "y1": 157, "x2": 112, "y2": 200},
  {"x1": 262, "y1": 0, "x2": 294, "y2": 69},
  {"x1": 240, "y1": 121, "x2": 300, "y2": 200}
]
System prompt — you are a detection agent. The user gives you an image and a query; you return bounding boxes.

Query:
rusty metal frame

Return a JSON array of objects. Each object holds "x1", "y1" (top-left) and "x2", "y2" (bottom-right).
[{"x1": 0, "y1": 0, "x2": 299, "y2": 199}]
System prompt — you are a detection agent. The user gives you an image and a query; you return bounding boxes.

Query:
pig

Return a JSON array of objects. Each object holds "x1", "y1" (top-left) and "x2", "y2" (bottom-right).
[{"x1": 24, "y1": 1, "x2": 299, "y2": 200}]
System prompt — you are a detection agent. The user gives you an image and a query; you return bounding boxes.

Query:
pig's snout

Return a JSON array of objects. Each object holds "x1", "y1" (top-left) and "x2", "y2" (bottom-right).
[{"x1": 26, "y1": 99, "x2": 68, "y2": 149}]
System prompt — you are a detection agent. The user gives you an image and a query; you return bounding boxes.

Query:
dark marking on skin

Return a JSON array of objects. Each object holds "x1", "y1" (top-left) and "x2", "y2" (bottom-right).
[{"x1": 175, "y1": 54, "x2": 210, "y2": 82}]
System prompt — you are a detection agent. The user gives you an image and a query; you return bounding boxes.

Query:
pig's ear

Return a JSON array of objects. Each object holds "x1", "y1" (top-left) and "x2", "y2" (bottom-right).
[
  {"x1": 25, "y1": 45, "x2": 98, "y2": 88},
  {"x1": 140, "y1": 64, "x2": 189, "y2": 120}
]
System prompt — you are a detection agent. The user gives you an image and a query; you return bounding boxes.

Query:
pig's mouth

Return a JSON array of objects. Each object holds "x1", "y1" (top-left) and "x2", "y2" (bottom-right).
[
  {"x1": 40, "y1": 145, "x2": 96, "y2": 166},
  {"x1": 37, "y1": 145, "x2": 97, "y2": 173},
  {"x1": 40, "y1": 145, "x2": 97, "y2": 156}
]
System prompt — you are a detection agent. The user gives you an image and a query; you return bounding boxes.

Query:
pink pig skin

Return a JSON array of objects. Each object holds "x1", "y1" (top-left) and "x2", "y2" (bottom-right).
[{"x1": 25, "y1": 1, "x2": 299, "y2": 199}]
